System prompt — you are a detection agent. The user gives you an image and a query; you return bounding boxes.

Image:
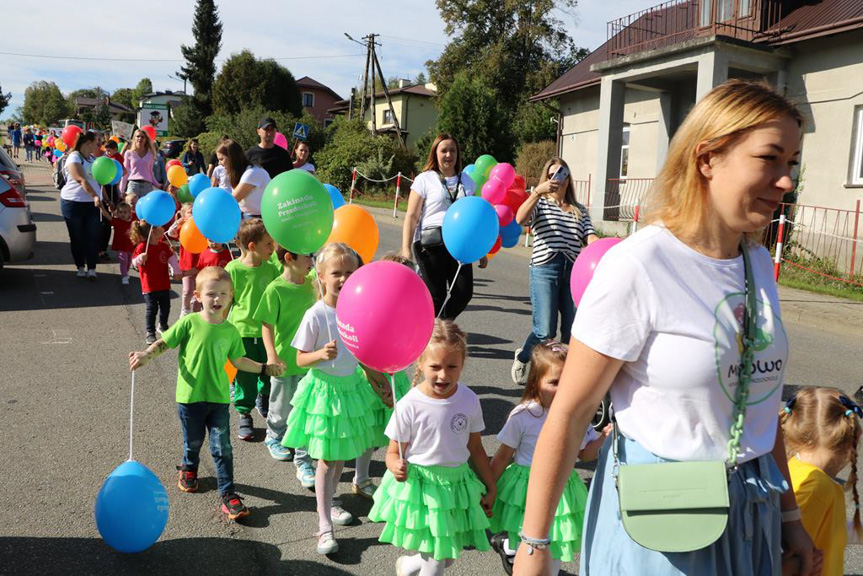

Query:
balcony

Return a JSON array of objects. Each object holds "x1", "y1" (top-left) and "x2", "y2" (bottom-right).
[{"x1": 607, "y1": 0, "x2": 783, "y2": 58}]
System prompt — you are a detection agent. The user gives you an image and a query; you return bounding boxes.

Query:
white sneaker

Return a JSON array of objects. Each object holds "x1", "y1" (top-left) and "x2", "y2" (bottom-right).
[
  {"x1": 316, "y1": 531, "x2": 339, "y2": 555},
  {"x1": 76, "y1": 267, "x2": 86, "y2": 278},
  {"x1": 86, "y1": 270, "x2": 97, "y2": 282},
  {"x1": 511, "y1": 349, "x2": 530, "y2": 385},
  {"x1": 331, "y1": 504, "x2": 353, "y2": 526},
  {"x1": 121, "y1": 275, "x2": 130, "y2": 285},
  {"x1": 179, "y1": 307, "x2": 190, "y2": 317}
]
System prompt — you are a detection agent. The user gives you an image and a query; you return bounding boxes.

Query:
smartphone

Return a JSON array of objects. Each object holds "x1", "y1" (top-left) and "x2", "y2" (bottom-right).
[{"x1": 551, "y1": 166, "x2": 570, "y2": 182}]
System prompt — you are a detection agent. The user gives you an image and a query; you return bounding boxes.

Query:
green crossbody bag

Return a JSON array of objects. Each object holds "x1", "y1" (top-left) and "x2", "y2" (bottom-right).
[{"x1": 614, "y1": 239, "x2": 758, "y2": 553}]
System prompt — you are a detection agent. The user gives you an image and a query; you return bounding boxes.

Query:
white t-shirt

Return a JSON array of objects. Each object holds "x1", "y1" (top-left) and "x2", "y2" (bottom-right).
[
  {"x1": 295, "y1": 162, "x2": 315, "y2": 173},
  {"x1": 291, "y1": 300, "x2": 358, "y2": 377},
  {"x1": 573, "y1": 225, "x2": 788, "y2": 463},
  {"x1": 411, "y1": 170, "x2": 476, "y2": 242},
  {"x1": 236, "y1": 165, "x2": 271, "y2": 215},
  {"x1": 386, "y1": 383, "x2": 484, "y2": 467},
  {"x1": 212, "y1": 165, "x2": 232, "y2": 193},
  {"x1": 497, "y1": 400, "x2": 598, "y2": 467},
  {"x1": 61, "y1": 152, "x2": 99, "y2": 203}
]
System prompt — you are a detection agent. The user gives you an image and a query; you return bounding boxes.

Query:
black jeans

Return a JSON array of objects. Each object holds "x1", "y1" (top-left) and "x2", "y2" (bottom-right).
[
  {"x1": 60, "y1": 199, "x2": 102, "y2": 270},
  {"x1": 144, "y1": 290, "x2": 171, "y2": 335},
  {"x1": 413, "y1": 241, "x2": 473, "y2": 320}
]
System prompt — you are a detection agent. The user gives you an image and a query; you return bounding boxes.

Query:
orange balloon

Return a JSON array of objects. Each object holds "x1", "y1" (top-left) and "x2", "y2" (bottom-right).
[
  {"x1": 326, "y1": 205, "x2": 379, "y2": 263},
  {"x1": 167, "y1": 165, "x2": 187, "y2": 188},
  {"x1": 55, "y1": 140, "x2": 67, "y2": 152},
  {"x1": 180, "y1": 217, "x2": 208, "y2": 254},
  {"x1": 225, "y1": 360, "x2": 237, "y2": 383},
  {"x1": 486, "y1": 251, "x2": 497, "y2": 262}
]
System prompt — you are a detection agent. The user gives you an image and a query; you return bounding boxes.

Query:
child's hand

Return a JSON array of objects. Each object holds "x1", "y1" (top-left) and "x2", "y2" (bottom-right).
[
  {"x1": 390, "y1": 458, "x2": 408, "y2": 482},
  {"x1": 129, "y1": 351, "x2": 148, "y2": 371},
  {"x1": 600, "y1": 423, "x2": 612, "y2": 439},
  {"x1": 139, "y1": 253, "x2": 148, "y2": 266},
  {"x1": 264, "y1": 363, "x2": 285, "y2": 377},
  {"x1": 320, "y1": 340, "x2": 337, "y2": 361},
  {"x1": 481, "y1": 485, "x2": 496, "y2": 517}
]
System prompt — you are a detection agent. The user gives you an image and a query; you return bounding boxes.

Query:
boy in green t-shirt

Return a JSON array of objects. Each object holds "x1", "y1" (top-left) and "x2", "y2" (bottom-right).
[
  {"x1": 254, "y1": 245, "x2": 317, "y2": 486},
  {"x1": 225, "y1": 218, "x2": 279, "y2": 441},
  {"x1": 129, "y1": 266, "x2": 284, "y2": 520}
]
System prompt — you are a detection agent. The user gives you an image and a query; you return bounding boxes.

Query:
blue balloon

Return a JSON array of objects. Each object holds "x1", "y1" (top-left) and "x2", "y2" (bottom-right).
[
  {"x1": 188, "y1": 173, "x2": 209, "y2": 198},
  {"x1": 442, "y1": 196, "x2": 499, "y2": 264},
  {"x1": 463, "y1": 164, "x2": 476, "y2": 178},
  {"x1": 95, "y1": 460, "x2": 169, "y2": 553},
  {"x1": 193, "y1": 187, "x2": 240, "y2": 243},
  {"x1": 110, "y1": 159, "x2": 123, "y2": 186},
  {"x1": 138, "y1": 191, "x2": 176, "y2": 227},
  {"x1": 500, "y1": 220, "x2": 523, "y2": 248},
  {"x1": 324, "y1": 184, "x2": 345, "y2": 210}
]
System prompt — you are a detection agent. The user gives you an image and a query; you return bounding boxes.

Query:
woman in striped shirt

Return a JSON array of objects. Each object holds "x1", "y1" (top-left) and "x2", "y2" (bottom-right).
[{"x1": 511, "y1": 158, "x2": 598, "y2": 384}]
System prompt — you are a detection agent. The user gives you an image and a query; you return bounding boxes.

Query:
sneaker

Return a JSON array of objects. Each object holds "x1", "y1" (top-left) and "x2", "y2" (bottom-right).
[
  {"x1": 265, "y1": 438, "x2": 294, "y2": 461},
  {"x1": 176, "y1": 466, "x2": 198, "y2": 493},
  {"x1": 352, "y1": 479, "x2": 376, "y2": 499},
  {"x1": 121, "y1": 275, "x2": 130, "y2": 285},
  {"x1": 220, "y1": 493, "x2": 250, "y2": 521},
  {"x1": 87, "y1": 269, "x2": 97, "y2": 282},
  {"x1": 156, "y1": 324, "x2": 169, "y2": 337},
  {"x1": 256, "y1": 394, "x2": 269, "y2": 418},
  {"x1": 331, "y1": 503, "x2": 353, "y2": 526},
  {"x1": 489, "y1": 532, "x2": 514, "y2": 576},
  {"x1": 316, "y1": 530, "x2": 339, "y2": 555},
  {"x1": 296, "y1": 461, "x2": 316, "y2": 489},
  {"x1": 179, "y1": 307, "x2": 190, "y2": 317},
  {"x1": 229, "y1": 383, "x2": 235, "y2": 402},
  {"x1": 76, "y1": 267, "x2": 86, "y2": 278},
  {"x1": 237, "y1": 414, "x2": 254, "y2": 441},
  {"x1": 511, "y1": 349, "x2": 529, "y2": 385},
  {"x1": 145, "y1": 333, "x2": 157, "y2": 345}
]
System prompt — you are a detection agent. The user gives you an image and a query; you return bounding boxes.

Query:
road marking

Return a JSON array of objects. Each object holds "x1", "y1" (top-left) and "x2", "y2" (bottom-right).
[
  {"x1": 40, "y1": 291, "x2": 54, "y2": 295},
  {"x1": 41, "y1": 329, "x2": 72, "y2": 345}
]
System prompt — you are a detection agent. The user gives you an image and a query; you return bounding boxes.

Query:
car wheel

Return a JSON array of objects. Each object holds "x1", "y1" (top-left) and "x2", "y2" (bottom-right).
[{"x1": 592, "y1": 393, "x2": 611, "y2": 432}]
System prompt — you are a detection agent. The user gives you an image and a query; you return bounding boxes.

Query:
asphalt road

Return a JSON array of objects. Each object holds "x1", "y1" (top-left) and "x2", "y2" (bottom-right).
[{"x1": 2, "y1": 166, "x2": 863, "y2": 575}]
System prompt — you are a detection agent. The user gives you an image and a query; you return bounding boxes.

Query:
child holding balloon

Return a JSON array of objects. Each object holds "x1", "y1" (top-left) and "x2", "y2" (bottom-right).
[
  {"x1": 110, "y1": 202, "x2": 134, "y2": 285},
  {"x1": 170, "y1": 204, "x2": 199, "y2": 317},
  {"x1": 129, "y1": 266, "x2": 286, "y2": 521},
  {"x1": 131, "y1": 220, "x2": 179, "y2": 344},
  {"x1": 281, "y1": 242, "x2": 381, "y2": 555},
  {"x1": 369, "y1": 319, "x2": 494, "y2": 575}
]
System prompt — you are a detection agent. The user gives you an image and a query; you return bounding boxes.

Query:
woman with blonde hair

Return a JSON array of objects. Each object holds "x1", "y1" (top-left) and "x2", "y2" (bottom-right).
[
  {"x1": 510, "y1": 157, "x2": 598, "y2": 384},
  {"x1": 514, "y1": 80, "x2": 817, "y2": 575},
  {"x1": 121, "y1": 128, "x2": 160, "y2": 197}
]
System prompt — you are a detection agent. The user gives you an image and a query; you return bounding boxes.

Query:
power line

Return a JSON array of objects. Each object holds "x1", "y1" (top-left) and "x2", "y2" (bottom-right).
[
  {"x1": 378, "y1": 35, "x2": 445, "y2": 48},
  {"x1": 0, "y1": 50, "x2": 365, "y2": 63}
]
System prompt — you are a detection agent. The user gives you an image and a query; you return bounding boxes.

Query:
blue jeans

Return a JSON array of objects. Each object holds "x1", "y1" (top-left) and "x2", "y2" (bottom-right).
[
  {"x1": 60, "y1": 199, "x2": 102, "y2": 270},
  {"x1": 177, "y1": 402, "x2": 234, "y2": 496},
  {"x1": 518, "y1": 252, "x2": 575, "y2": 363}
]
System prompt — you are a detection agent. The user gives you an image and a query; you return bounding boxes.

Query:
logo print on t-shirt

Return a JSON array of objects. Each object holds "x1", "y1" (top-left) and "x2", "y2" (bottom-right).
[
  {"x1": 450, "y1": 413, "x2": 468, "y2": 434},
  {"x1": 215, "y1": 338, "x2": 230, "y2": 360}
]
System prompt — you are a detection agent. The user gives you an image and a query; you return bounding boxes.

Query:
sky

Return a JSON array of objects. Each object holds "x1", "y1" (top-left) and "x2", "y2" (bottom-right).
[{"x1": 0, "y1": 0, "x2": 661, "y2": 120}]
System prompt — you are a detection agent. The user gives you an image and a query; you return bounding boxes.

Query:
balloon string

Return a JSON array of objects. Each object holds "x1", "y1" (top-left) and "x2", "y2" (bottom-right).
[
  {"x1": 229, "y1": 241, "x2": 236, "y2": 260},
  {"x1": 390, "y1": 373, "x2": 404, "y2": 462},
  {"x1": 128, "y1": 370, "x2": 135, "y2": 462},
  {"x1": 314, "y1": 274, "x2": 337, "y2": 369},
  {"x1": 437, "y1": 262, "x2": 463, "y2": 319},
  {"x1": 145, "y1": 224, "x2": 153, "y2": 256}
]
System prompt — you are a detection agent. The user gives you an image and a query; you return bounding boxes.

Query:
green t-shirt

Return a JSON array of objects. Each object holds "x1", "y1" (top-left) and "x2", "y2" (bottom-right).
[
  {"x1": 225, "y1": 258, "x2": 280, "y2": 337},
  {"x1": 162, "y1": 314, "x2": 246, "y2": 404},
  {"x1": 253, "y1": 273, "x2": 316, "y2": 376}
]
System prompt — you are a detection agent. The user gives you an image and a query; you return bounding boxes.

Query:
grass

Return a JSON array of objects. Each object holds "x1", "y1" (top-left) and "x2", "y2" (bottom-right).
[
  {"x1": 351, "y1": 193, "x2": 407, "y2": 213},
  {"x1": 777, "y1": 243, "x2": 863, "y2": 302}
]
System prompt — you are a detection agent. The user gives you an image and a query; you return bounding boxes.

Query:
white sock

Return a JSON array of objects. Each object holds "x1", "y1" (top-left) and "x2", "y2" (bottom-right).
[
  {"x1": 503, "y1": 537, "x2": 517, "y2": 556},
  {"x1": 418, "y1": 553, "x2": 452, "y2": 576},
  {"x1": 354, "y1": 448, "x2": 373, "y2": 485},
  {"x1": 399, "y1": 554, "x2": 423, "y2": 576}
]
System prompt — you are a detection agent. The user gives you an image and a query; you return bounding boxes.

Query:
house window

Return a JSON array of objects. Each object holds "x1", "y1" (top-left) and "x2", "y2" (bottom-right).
[
  {"x1": 383, "y1": 109, "x2": 395, "y2": 124},
  {"x1": 717, "y1": 0, "x2": 733, "y2": 21},
  {"x1": 619, "y1": 123, "x2": 631, "y2": 179},
  {"x1": 700, "y1": 0, "x2": 712, "y2": 27},
  {"x1": 739, "y1": 0, "x2": 751, "y2": 17},
  {"x1": 851, "y1": 106, "x2": 863, "y2": 186},
  {"x1": 302, "y1": 92, "x2": 314, "y2": 108}
]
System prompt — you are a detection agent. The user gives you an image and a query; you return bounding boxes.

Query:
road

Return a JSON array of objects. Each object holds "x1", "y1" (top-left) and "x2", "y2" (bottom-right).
[{"x1": 2, "y1": 165, "x2": 863, "y2": 575}]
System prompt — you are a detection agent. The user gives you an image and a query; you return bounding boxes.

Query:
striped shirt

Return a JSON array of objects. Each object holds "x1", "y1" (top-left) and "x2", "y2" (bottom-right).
[{"x1": 529, "y1": 197, "x2": 595, "y2": 266}]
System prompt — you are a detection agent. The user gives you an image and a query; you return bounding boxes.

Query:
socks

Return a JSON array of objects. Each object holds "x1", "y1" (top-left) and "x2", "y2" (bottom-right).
[
  {"x1": 316, "y1": 460, "x2": 338, "y2": 534},
  {"x1": 353, "y1": 449, "x2": 373, "y2": 485},
  {"x1": 182, "y1": 276, "x2": 195, "y2": 311}
]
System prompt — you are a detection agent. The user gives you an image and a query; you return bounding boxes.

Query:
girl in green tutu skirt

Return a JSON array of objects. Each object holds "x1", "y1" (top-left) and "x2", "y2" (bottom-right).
[
  {"x1": 489, "y1": 341, "x2": 610, "y2": 575},
  {"x1": 369, "y1": 320, "x2": 496, "y2": 575}
]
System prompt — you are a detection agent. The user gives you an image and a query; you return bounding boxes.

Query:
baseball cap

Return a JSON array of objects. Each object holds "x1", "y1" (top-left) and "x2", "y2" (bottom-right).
[{"x1": 258, "y1": 117, "x2": 277, "y2": 130}]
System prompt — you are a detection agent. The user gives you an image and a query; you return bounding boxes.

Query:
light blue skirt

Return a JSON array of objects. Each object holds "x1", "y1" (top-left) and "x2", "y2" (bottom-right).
[{"x1": 580, "y1": 434, "x2": 787, "y2": 576}]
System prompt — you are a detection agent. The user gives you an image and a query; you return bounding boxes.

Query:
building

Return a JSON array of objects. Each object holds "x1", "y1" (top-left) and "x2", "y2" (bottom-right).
[
  {"x1": 296, "y1": 76, "x2": 343, "y2": 126},
  {"x1": 533, "y1": 0, "x2": 863, "y2": 250},
  {"x1": 138, "y1": 91, "x2": 186, "y2": 110},
  {"x1": 72, "y1": 97, "x2": 133, "y2": 124},
  {"x1": 329, "y1": 81, "x2": 439, "y2": 152}
]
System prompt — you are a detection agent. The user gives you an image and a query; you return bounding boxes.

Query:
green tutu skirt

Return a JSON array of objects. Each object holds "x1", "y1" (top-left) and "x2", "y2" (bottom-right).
[
  {"x1": 365, "y1": 370, "x2": 411, "y2": 447},
  {"x1": 489, "y1": 463, "x2": 587, "y2": 562},
  {"x1": 281, "y1": 367, "x2": 379, "y2": 461},
  {"x1": 369, "y1": 463, "x2": 491, "y2": 560}
]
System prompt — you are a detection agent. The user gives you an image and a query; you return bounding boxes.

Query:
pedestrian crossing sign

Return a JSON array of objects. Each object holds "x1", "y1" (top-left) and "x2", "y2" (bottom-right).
[{"x1": 292, "y1": 123, "x2": 309, "y2": 141}]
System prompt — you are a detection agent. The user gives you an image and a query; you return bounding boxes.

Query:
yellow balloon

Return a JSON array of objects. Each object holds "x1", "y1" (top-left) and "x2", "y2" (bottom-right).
[
  {"x1": 55, "y1": 140, "x2": 67, "y2": 152},
  {"x1": 168, "y1": 165, "x2": 188, "y2": 188}
]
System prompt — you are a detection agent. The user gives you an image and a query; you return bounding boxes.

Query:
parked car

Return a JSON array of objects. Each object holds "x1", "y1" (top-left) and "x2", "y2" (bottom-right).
[
  {"x1": 0, "y1": 173, "x2": 36, "y2": 274},
  {"x1": 160, "y1": 139, "x2": 186, "y2": 159},
  {"x1": 0, "y1": 146, "x2": 25, "y2": 198}
]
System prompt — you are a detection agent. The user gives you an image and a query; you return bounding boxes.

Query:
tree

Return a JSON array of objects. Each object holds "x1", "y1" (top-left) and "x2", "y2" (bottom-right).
[
  {"x1": 169, "y1": 101, "x2": 205, "y2": 138},
  {"x1": 180, "y1": 0, "x2": 222, "y2": 127},
  {"x1": 513, "y1": 99, "x2": 558, "y2": 145},
  {"x1": 211, "y1": 51, "x2": 301, "y2": 117},
  {"x1": 0, "y1": 83, "x2": 11, "y2": 118},
  {"x1": 436, "y1": 72, "x2": 514, "y2": 163},
  {"x1": 22, "y1": 81, "x2": 69, "y2": 126}
]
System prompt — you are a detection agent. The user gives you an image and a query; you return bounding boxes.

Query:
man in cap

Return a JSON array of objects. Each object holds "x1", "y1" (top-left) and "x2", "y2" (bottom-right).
[{"x1": 245, "y1": 117, "x2": 293, "y2": 178}]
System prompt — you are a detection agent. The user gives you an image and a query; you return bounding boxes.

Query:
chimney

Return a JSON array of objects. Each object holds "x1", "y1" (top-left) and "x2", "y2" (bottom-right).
[{"x1": 398, "y1": 78, "x2": 411, "y2": 89}]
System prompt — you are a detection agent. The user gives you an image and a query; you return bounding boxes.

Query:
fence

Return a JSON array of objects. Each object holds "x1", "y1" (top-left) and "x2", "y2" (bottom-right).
[{"x1": 604, "y1": 178, "x2": 654, "y2": 221}]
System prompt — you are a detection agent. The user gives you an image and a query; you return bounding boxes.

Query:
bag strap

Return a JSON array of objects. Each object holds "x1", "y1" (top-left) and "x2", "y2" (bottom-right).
[{"x1": 438, "y1": 172, "x2": 462, "y2": 205}]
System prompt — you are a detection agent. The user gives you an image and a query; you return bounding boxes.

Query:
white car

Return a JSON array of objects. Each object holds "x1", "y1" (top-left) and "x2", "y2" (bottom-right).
[{"x1": 0, "y1": 173, "x2": 36, "y2": 273}]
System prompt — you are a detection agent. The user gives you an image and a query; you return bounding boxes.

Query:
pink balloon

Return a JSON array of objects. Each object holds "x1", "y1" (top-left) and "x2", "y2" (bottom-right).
[
  {"x1": 570, "y1": 238, "x2": 623, "y2": 307},
  {"x1": 482, "y1": 179, "x2": 506, "y2": 205},
  {"x1": 274, "y1": 132, "x2": 288, "y2": 150},
  {"x1": 336, "y1": 261, "x2": 435, "y2": 373},
  {"x1": 495, "y1": 204, "x2": 514, "y2": 227},
  {"x1": 490, "y1": 162, "x2": 516, "y2": 189}
]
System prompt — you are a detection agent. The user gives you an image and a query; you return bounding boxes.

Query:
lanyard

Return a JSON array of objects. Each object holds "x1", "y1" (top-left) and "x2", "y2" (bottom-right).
[{"x1": 439, "y1": 172, "x2": 462, "y2": 205}]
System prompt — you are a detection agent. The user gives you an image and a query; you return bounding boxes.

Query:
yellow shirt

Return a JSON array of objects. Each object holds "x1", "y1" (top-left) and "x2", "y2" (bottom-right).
[{"x1": 788, "y1": 457, "x2": 847, "y2": 576}]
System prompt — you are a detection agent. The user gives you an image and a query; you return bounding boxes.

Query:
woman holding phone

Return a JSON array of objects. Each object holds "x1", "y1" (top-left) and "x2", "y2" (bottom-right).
[{"x1": 511, "y1": 158, "x2": 598, "y2": 384}]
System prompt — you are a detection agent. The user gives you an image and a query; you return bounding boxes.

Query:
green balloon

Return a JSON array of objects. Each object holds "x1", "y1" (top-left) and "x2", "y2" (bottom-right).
[
  {"x1": 261, "y1": 170, "x2": 334, "y2": 254},
  {"x1": 92, "y1": 156, "x2": 117, "y2": 186},
  {"x1": 177, "y1": 184, "x2": 194, "y2": 204},
  {"x1": 474, "y1": 154, "x2": 498, "y2": 180}
]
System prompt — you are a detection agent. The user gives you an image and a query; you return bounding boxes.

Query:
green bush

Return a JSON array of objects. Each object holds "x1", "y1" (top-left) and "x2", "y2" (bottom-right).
[
  {"x1": 515, "y1": 141, "x2": 556, "y2": 188},
  {"x1": 203, "y1": 107, "x2": 326, "y2": 159}
]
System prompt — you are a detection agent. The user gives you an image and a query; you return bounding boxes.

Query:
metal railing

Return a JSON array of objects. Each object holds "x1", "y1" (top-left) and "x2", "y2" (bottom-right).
[{"x1": 604, "y1": 178, "x2": 654, "y2": 221}]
